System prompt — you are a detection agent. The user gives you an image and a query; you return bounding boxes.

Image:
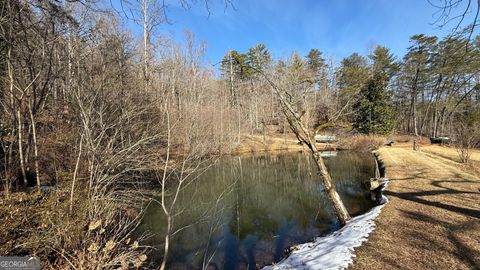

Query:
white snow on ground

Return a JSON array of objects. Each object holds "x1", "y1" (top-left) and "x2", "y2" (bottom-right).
[{"x1": 263, "y1": 203, "x2": 386, "y2": 270}]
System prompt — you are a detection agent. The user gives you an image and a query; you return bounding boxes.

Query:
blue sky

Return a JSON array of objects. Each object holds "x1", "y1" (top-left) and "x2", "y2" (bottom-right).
[{"x1": 140, "y1": 0, "x2": 472, "y2": 64}]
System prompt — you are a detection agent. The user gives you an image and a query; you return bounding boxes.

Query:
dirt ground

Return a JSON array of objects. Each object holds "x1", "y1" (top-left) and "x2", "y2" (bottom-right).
[{"x1": 351, "y1": 144, "x2": 480, "y2": 270}]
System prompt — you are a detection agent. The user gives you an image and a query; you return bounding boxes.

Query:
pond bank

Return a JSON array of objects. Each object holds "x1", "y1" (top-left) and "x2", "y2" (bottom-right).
[
  {"x1": 264, "y1": 203, "x2": 386, "y2": 270},
  {"x1": 232, "y1": 135, "x2": 336, "y2": 155},
  {"x1": 350, "y1": 144, "x2": 480, "y2": 269}
]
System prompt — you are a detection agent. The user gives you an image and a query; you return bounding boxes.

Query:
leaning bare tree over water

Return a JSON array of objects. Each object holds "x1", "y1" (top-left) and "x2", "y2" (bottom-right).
[{"x1": 251, "y1": 59, "x2": 351, "y2": 225}]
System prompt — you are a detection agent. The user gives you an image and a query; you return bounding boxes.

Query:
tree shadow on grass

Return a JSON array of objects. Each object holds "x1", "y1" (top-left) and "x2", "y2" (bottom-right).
[
  {"x1": 400, "y1": 209, "x2": 480, "y2": 269},
  {"x1": 385, "y1": 178, "x2": 480, "y2": 219},
  {"x1": 386, "y1": 168, "x2": 429, "y2": 182}
]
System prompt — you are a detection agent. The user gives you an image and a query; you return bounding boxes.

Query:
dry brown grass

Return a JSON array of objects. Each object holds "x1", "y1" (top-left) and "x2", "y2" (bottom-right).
[
  {"x1": 232, "y1": 134, "x2": 305, "y2": 154},
  {"x1": 350, "y1": 145, "x2": 480, "y2": 269},
  {"x1": 392, "y1": 134, "x2": 430, "y2": 144},
  {"x1": 337, "y1": 134, "x2": 386, "y2": 152},
  {"x1": 234, "y1": 134, "x2": 434, "y2": 154},
  {"x1": 0, "y1": 180, "x2": 88, "y2": 267},
  {"x1": 232, "y1": 134, "x2": 338, "y2": 154},
  {"x1": 421, "y1": 145, "x2": 480, "y2": 164},
  {"x1": 0, "y1": 178, "x2": 148, "y2": 269}
]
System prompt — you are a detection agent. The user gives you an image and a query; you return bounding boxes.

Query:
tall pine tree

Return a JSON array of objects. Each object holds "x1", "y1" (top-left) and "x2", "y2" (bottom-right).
[{"x1": 353, "y1": 46, "x2": 397, "y2": 134}]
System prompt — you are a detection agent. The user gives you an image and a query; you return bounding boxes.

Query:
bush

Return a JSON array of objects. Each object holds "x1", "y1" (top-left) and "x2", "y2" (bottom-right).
[{"x1": 337, "y1": 135, "x2": 386, "y2": 152}]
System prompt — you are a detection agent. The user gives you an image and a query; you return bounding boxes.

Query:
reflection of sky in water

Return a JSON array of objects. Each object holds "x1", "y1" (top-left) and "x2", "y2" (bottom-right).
[{"x1": 139, "y1": 151, "x2": 375, "y2": 269}]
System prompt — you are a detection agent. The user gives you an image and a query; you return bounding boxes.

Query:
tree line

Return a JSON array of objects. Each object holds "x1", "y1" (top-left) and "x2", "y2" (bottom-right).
[{"x1": 219, "y1": 29, "x2": 480, "y2": 140}]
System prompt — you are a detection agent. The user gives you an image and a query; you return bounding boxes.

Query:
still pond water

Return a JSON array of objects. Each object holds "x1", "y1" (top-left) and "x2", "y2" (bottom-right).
[{"x1": 140, "y1": 151, "x2": 375, "y2": 269}]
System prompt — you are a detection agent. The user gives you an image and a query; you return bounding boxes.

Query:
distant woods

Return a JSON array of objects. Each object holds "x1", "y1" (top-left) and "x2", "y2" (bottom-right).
[{"x1": 220, "y1": 31, "x2": 480, "y2": 140}]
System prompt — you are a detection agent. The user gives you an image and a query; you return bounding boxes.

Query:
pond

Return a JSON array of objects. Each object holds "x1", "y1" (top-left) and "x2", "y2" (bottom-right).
[{"x1": 139, "y1": 151, "x2": 376, "y2": 269}]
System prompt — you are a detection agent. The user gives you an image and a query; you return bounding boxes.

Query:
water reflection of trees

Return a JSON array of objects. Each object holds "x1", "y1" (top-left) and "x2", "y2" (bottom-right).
[{"x1": 141, "y1": 151, "x2": 375, "y2": 269}]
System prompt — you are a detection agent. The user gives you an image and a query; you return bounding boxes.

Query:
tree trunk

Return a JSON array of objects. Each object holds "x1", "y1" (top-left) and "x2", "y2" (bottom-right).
[
  {"x1": 160, "y1": 216, "x2": 172, "y2": 270},
  {"x1": 420, "y1": 92, "x2": 435, "y2": 136},
  {"x1": 229, "y1": 50, "x2": 236, "y2": 105},
  {"x1": 237, "y1": 103, "x2": 241, "y2": 144},
  {"x1": 433, "y1": 100, "x2": 438, "y2": 138},
  {"x1": 311, "y1": 148, "x2": 350, "y2": 224},
  {"x1": 17, "y1": 108, "x2": 27, "y2": 186},
  {"x1": 439, "y1": 106, "x2": 447, "y2": 136},
  {"x1": 412, "y1": 92, "x2": 418, "y2": 136},
  {"x1": 70, "y1": 133, "x2": 83, "y2": 215},
  {"x1": 142, "y1": 0, "x2": 150, "y2": 92},
  {"x1": 28, "y1": 102, "x2": 40, "y2": 187},
  {"x1": 411, "y1": 68, "x2": 420, "y2": 136},
  {"x1": 262, "y1": 73, "x2": 351, "y2": 225}
]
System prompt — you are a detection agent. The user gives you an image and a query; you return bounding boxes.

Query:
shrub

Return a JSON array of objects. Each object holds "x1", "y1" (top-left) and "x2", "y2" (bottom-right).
[{"x1": 337, "y1": 134, "x2": 386, "y2": 152}]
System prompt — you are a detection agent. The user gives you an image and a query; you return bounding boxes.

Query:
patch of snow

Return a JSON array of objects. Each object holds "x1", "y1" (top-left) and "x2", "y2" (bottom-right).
[{"x1": 263, "y1": 202, "x2": 387, "y2": 270}]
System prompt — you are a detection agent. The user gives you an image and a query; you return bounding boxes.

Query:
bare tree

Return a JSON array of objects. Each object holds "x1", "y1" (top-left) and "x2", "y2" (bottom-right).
[
  {"x1": 258, "y1": 66, "x2": 351, "y2": 225},
  {"x1": 429, "y1": 0, "x2": 479, "y2": 44},
  {"x1": 69, "y1": 69, "x2": 159, "y2": 269},
  {"x1": 453, "y1": 115, "x2": 480, "y2": 163}
]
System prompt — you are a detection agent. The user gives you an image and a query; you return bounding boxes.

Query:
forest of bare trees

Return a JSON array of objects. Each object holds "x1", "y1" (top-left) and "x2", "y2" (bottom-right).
[
  {"x1": 0, "y1": 0, "x2": 479, "y2": 269},
  {"x1": 0, "y1": 1, "x2": 240, "y2": 268}
]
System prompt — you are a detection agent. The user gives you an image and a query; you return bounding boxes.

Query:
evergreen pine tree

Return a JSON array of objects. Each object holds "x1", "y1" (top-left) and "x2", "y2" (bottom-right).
[
  {"x1": 353, "y1": 73, "x2": 396, "y2": 134},
  {"x1": 353, "y1": 46, "x2": 398, "y2": 134}
]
